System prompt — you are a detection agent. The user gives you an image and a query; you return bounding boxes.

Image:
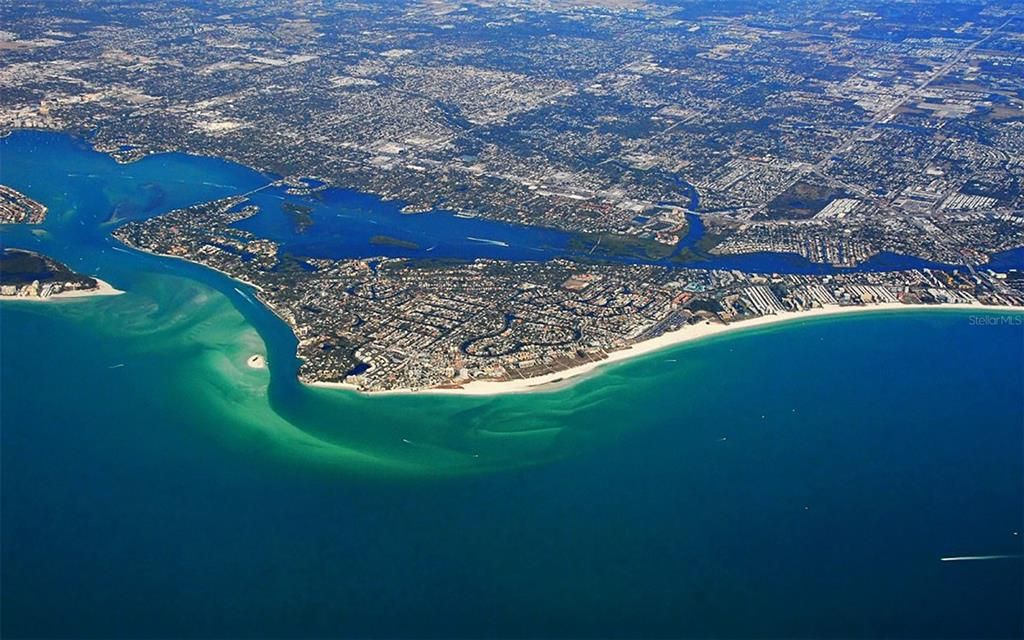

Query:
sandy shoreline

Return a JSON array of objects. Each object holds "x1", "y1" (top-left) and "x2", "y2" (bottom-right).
[
  {"x1": 310, "y1": 302, "x2": 1024, "y2": 397},
  {"x1": 109, "y1": 243, "x2": 1024, "y2": 397},
  {"x1": 131, "y1": 247, "x2": 267, "y2": 294},
  {"x1": 0, "y1": 277, "x2": 124, "y2": 302}
]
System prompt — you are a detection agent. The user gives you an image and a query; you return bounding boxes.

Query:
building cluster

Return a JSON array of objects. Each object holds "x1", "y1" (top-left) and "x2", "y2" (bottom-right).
[
  {"x1": 114, "y1": 197, "x2": 1024, "y2": 392},
  {"x1": 0, "y1": 185, "x2": 47, "y2": 224},
  {"x1": 2, "y1": 0, "x2": 1022, "y2": 266},
  {"x1": 0, "y1": 279, "x2": 95, "y2": 298},
  {"x1": 703, "y1": 211, "x2": 1024, "y2": 267},
  {"x1": 0, "y1": 248, "x2": 99, "y2": 297}
]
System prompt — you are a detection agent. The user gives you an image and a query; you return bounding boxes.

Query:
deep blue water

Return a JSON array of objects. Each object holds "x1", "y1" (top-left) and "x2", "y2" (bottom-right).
[
  {"x1": 989, "y1": 246, "x2": 1024, "y2": 271},
  {"x1": 1, "y1": 129, "x2": 1023, "y2": 639},
  {"x1": 236, "y1": 185, "x2": 577, "y2": 262},
  {"x1": 2, "y1": 307, "x2": 1022, "y2": 639}
]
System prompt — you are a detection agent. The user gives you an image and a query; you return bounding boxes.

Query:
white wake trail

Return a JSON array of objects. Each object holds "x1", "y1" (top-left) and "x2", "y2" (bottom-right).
[{"x1": 940, "y1": 555, "x2": 1022, "y2": 562}]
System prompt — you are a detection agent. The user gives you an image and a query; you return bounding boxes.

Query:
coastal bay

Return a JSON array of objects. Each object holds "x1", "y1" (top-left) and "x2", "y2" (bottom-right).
[
  {"x1": 3, "y1": 0, "x2": 1024, "y2": 634},
  {"x1": 1, "y1": 128, "x2": 1022, "y2": 638}
]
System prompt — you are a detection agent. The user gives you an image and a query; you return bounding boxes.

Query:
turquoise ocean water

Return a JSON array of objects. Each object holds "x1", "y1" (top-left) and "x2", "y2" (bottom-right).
[{"x1": 1, "y1": 132, "x2": 1022, "y2": 638}]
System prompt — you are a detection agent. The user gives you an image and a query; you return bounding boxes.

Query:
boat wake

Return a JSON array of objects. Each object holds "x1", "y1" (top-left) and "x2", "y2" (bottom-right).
[
  {"x1": 940, "y1": 554, "x2": 1022, "y2": 562},
  {"x1": 466, "y1": 236, "x2": 509, "y2": 247},
  {"x1": 234, "y1": 287, "x2": 255, "y2": 304}
]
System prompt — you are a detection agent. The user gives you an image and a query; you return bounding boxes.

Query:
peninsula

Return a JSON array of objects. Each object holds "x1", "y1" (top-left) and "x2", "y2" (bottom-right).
[
  {"x1": 0, "y1": 248, "x2": 122, "y2": 300},
  {"x1": 113, "y1": 196, "x2": 1024, "y2": 394},
  {"x1": 7, "y1": 0, "x2": 1024, "y2": 392},
  {"x1": 0, "y1": 185, "x2": 47, "y2": 224}
]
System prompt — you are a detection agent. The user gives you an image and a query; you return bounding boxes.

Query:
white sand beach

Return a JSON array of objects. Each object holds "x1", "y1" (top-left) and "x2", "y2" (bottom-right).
[
  {"x1": 0, "y1": 277, "x2": 124, "y2": 301},
  {"x1": 310, "y1": 302, "x2": 1024, "y2": 397}
]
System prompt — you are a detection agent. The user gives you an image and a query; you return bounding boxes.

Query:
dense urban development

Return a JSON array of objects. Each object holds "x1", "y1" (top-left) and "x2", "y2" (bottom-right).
[
  {"x1": 4, "y1": 0, "x2": 1024, "y2": 390},
  {"x1": 2, "y1": 0, "x2": 1023, "y2": 266}
]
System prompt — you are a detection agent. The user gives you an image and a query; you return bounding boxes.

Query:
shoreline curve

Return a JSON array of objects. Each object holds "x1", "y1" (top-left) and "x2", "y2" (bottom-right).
[{"x1": 309, "y1": 302, "x2": 1024, "y2": 397}]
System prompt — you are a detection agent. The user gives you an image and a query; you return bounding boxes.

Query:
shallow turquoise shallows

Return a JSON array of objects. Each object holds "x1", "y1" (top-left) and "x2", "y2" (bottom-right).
[{"x1": 1, "y1": 131, "x2": 1022, "y2": 638}]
